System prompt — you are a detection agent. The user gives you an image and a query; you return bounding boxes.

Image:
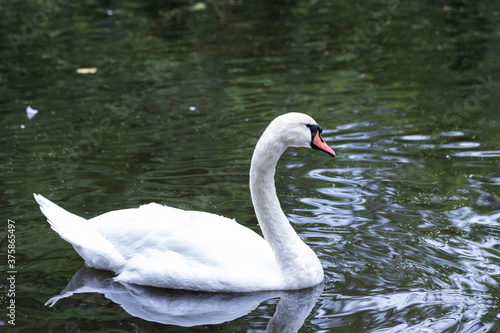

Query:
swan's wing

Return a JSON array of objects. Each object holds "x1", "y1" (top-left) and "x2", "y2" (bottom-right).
[{"x1": 89, "y1": 203, "x2": 282, "y2": 291}]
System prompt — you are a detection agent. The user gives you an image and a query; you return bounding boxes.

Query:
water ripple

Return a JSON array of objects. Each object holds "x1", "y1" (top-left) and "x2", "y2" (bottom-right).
[
  {"x1": 314, "y1": 290, "x2": 496, "y2": 332},
  {"x1": 400, "y1": 134, "x2": 432, "y2": 141},
  {"x1": 299, "y1": 119, "x2": 500, "y2": 331},
  {"x1": 439, "y1": 142, "x2": 481, "y2": 149},
  {"x1": 452, "y1": 150, "x2": 500, "y2": 157}
]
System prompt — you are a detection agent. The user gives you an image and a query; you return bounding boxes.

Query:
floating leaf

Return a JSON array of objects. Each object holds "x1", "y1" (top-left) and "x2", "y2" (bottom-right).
[{"x1": 76, "y1": 67, "x2": 98, "y2": 74}]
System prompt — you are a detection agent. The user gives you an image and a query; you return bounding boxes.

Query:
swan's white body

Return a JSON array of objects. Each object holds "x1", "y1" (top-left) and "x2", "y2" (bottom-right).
[{"x1": 35, "y1": 112, "x2": 335, "y2": 292}]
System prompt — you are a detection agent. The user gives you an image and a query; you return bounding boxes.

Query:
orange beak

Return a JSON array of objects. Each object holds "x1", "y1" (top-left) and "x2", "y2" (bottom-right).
[{"x1": 311, "y1": 129, "x2": 336, "y2": 158}]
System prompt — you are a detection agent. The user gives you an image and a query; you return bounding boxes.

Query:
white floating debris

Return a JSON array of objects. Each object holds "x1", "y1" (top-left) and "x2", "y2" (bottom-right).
[
  {"x1": 20, "y1": 124, "x2": 26, "y2": 129},
  {"x1": 107, "y1": 9, "x2": 113, "y2": 16},
  {"x1": 189, "y1": 106, "x2": 196, "y2": 111},
  {"x1": 26, "y1": 106, "x2": 38, "y2": 120}
]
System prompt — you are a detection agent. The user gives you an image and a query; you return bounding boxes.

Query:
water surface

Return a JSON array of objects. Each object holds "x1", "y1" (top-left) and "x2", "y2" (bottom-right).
[{"x1": 1, "y1": 1, "x2": 500, "y2": 332}]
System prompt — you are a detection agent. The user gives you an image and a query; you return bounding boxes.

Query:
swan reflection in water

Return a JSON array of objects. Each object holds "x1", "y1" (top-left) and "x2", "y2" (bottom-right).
[{"x1": 47, "y1": 266, "x2": 324, "y2": 331}]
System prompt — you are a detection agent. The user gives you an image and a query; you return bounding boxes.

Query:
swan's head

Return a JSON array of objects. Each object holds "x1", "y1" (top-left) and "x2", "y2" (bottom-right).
[{"x1": 269, "y1": 113, "x2": 336, "y2": 158}]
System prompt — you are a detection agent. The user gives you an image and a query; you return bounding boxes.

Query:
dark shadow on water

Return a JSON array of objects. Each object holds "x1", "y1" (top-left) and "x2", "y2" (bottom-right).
[{"x1": 46, "y1": 266, "x2": 324, "y2": 331}]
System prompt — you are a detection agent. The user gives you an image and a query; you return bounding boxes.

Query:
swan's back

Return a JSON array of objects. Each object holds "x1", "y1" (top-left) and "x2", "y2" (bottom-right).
[
  {"x1": 91, "y1": 203, "x2": 283, "y2": 291},
  {"x1": 92, "y1": 203, "x2": 269, "y2": 265}
]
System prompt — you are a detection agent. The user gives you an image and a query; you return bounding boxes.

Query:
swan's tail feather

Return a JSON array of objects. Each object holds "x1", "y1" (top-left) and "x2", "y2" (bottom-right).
[
  {"x1": 33, "y1": 193, "x2": 87, "y2": 240},
  {"x1": 33, "y1": 194, "x2": 126, "y2": 272}
]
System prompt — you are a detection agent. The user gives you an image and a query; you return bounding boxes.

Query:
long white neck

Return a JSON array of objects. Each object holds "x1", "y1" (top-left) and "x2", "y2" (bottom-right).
[{"x1": 249, "y1": 127, "x2": 323, "y2": 288}]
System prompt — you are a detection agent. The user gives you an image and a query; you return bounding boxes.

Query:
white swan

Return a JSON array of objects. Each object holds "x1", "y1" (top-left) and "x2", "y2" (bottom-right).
[{"x1": 34, "y1": 112, "x2": 335, "y2": 292}]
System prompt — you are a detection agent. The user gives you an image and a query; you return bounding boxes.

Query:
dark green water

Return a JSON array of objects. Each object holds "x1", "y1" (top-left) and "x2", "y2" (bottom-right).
[{"x1": 1, "y1": 0, "x2": 500, "y2": 332}]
